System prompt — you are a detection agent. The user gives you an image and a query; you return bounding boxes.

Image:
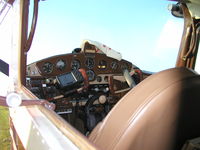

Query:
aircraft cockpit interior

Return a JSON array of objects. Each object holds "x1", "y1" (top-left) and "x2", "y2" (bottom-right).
[
  {"x1": 1, "y1": 0, "x2": 200, "y2": 149},
  {"x1": 26, "y1": 40, "x2": 143, "y2": 133}
]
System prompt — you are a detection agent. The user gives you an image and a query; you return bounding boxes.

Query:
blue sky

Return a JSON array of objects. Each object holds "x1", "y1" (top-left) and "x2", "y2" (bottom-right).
[{"x1": 28, "y1": 0, "x2": 183, "y2": 72}]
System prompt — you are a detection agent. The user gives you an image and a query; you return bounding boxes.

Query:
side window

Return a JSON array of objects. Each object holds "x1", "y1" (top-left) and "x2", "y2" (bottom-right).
[
  {"x1": 0, "y1": 0, "x2": 11, "y2": 24},
  {"x1": 0, "y1": 1, "x2": 12, "y2": 96}
]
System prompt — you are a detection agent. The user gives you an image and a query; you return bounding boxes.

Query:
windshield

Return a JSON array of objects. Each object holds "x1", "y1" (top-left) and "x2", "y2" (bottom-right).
[{"x1": 27, "y1": 0, "x2": 183, "y2": 72}]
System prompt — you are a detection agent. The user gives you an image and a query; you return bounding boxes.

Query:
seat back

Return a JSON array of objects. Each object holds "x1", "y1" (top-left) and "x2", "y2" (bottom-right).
[{"x1": 89, "y1": 68, "x2": 200, "y2": 150}]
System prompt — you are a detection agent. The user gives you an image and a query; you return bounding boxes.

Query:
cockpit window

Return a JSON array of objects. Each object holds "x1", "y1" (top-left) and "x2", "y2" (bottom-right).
[
  {"x1": 27, "y1": 0, "x2": 183, "y2": 72},
  {"x1": 0, "y1": 0, "x2": 14, "y2": 96},
  {"x1": 0, "y1": 0, "x2": 13, "y2": 64},
  {"x1": 0, "y1": 0, "x2": 12, "y2": 24}
]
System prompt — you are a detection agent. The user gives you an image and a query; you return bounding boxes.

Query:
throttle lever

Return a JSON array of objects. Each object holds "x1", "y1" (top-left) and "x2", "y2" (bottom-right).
[{"x1": 123, "y1": 69, "x2": 136, "y2": 88}]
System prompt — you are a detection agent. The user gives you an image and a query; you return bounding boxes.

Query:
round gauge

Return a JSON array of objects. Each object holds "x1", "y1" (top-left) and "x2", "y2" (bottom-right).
[
  {"x1": 56, "y1": 59, "x2": 66, "y2": 71},
  {"x1": 71, "y1": 59, "x2": 80, "y2": 70},
  {"x1": 96, "y1": 76, "x2": 102, "y2": 82},
  {"x1": 42, "y1": 62, "x2": 53, "y2": 74},
  {"x1": 121, "y1": 63, "x2": 129, "y2": 70},
  {"x1": 86, "y1": 70, "x2": 95, "y2": 81},
  {"x1": 85, "y1": 57, "x2": 94, "y2": 69},
  {"x1": 111, "y1": 61, "x2": 118, "y2": 70},
  {"x1": 98, "y1": 60, "x2": 107, "y2": 69}
]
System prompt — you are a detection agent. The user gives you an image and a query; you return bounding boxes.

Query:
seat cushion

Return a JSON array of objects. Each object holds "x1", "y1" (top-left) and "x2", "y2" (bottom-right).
[{"x1": 89, "y1": 67, "x2": 200, "y2": 150}]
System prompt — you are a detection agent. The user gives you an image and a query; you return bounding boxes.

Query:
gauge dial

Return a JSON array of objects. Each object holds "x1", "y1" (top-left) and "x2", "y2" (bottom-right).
[
  {"x1": 85, "y1": 57, "x2": 94, "y2": 69},
  {"x1": 98, "y1": 60, "x2": 107, "y2": 69},
  {"x1": 42, "y1": 62, "x2": 53, "y2": 74},
  {"x1": 96, "y1": 76, "x2": 102, "y2": 82},
  {"x1": 71, "y1": 59, "x2": 80, "y2": 70},
  {"x1": 121, "y1": 63, "x2": 129, "y2": 70},
  {"x1": 86, "y1": 70, "x2": 95, "y2": 81},
  {"x1": 56, "y1": 59, "x2": 66, "y2": 71},
  {"x1": 111, "y1": 61, "x2": 118, "y2": 70}
]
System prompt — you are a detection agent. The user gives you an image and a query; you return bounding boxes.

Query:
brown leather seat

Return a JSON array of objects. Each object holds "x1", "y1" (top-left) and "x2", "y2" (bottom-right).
[{"x1": 89, "y1": 67, "x2": 200, "y2": 150}]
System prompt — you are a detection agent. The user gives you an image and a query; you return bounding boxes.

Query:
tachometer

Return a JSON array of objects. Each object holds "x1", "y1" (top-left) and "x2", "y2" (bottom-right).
[
  {"x1": 56, "y1": 59, "x2": 66, "y2": 71},
  {"x1": 42, "y1": 62, "x2": 53, "y2": 74},
  {"x1": 71, "y1": 59, "x2": 80, "y2": 70},
  {"x1": 85, "y1": 57, "x2": 94, "y2": 69}
]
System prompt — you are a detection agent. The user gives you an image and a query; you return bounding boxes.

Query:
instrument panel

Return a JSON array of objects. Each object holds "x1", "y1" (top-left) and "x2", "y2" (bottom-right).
[{"x1": 27, "y1": 53, "x2": 133, "y2": 81}]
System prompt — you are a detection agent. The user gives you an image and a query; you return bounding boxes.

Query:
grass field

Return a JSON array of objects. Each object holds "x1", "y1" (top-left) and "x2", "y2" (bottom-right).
[{"x1": 0, "y1": 106, "x2": 10, "y2": 150}]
